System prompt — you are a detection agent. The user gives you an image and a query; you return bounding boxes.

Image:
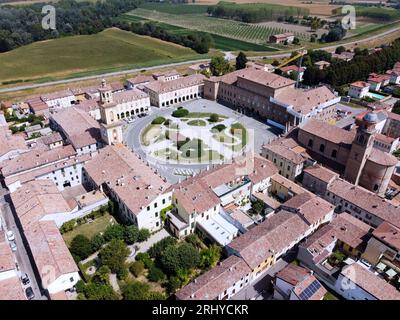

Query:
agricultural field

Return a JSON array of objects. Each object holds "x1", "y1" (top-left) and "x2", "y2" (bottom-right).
[
  {"x1": 0, "y1": 28, "x2": 204, "y2": 85},
  {"x1": 120, "y1": 14, "x2": 278, "y2": 51},
  {"x1": 127, "y1": 8, "x2": 312, "y2": 44}
]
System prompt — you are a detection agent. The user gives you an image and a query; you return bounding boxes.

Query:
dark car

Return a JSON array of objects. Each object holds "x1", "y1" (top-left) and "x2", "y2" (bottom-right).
[
  {"x1": 21, "y1": 273, "x2": 30, "y2": 285},
  {"x1": 25, "y1": 287, "x2": 35, "y2": 300}
]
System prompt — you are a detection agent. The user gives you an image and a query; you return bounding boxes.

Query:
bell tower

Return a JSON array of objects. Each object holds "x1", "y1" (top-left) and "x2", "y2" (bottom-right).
[
  {"x1": 98, "y1": 79, "x2": 123, "y2": 145},
  {"x1": 344, "y1": 112, "x2": 377, "y2": 185}
]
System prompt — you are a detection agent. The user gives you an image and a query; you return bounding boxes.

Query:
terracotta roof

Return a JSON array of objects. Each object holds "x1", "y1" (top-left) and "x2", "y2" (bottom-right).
[
  {"x1": 40, "y1": 132, "x2": 63, "y2": 146},
  {"x1": 84, "y1": 144, "x2": 170, "y2": 214},
  {"x1": 341, "y1": 263, "x2": 400, "y2": 300},
  {"x1": 367, "y1": 148, "x2": 397, "y2": 166},
  {"x1": 263, "y1": 138, "x2": 307, "y2": 164},
  {"x1": 24, "y1": 220, "x2": 79, "y2": 287},
  {"x1": 51, "y1": 107, "x2": 101, "y2": 149},
  {"x1": 111, "y1": 88, "x2": 148, "y2": 104},
  {"x1": 228, "y1": 211, "x2": 309, "y2": 269},
  {"x1": 10, "y1": 180, "x2": 71, "y2": 229},
  {"x1": 0, "y1": 125, "x2": 28, "y2": 158},
  {"x1": 292, "y1": 271, "x2": 326, "y2": 300},
  {"x1": 300, "y1": 119, "x2": 356, "y2": 145},
  {"x1": 350, "y1": 81, "x2": 370, "y2": 88},
  {"x1": 74, "y1": 99, "x2": 100, "y2": 113},
  {"x1": 127, "y1": 75, "x2": 154, "y2": 85},
  {"x1": 0, "y1": 276, "x2": 26, "y2": 300},
  {"x1": 153, "y1": 69, "x2": 180, "y2": 78},
  {"x1": 327, "y1": 179, "x2": 400, "y2": 228},
  {"x1": 26, "y1": 96, "x2": 48, "y2": 112},
  {"x1": 144, "y1": 74, "x2": 204, "y2": 93},
  {"x1": 271, "y1": 173, "x2": 310, "y2": 196},
  {"x1": 41, "y1": 89, "x2": 74, "y2": 101},
  {"x1": 375, "y1": 132, "x2": 395, "y2": 144},
  {"x1": 275, "y1": 86, "x2": 338, "y2": 115},
  {"x1": 303, "y1": 165, "x2": 339, "y2": 184},
  {"x1": 372, "y1": 221, "x2": 400, "y2": 251},
  {"x1": 0, "y1": 242, "x2": 15, "y2": 273},
  {"x1": 282, "y1": 193, "x2": 334, "y2": 225},
  {"x1": 272, "y1": 32, "x2": 294, "y2": 39},
  {"x1": 237, "y1": 69, "x2": 295, "y2": 89},
  {"x1": 368, "y1": 73, "x2": 390, "y2": 83},
  {"x1": 314, "y1": 61, "x2": 330, "y2": 66},
  {"x1": 1, "y1": 145, "x2": 76, "y2": 177},
  {"x1": 280, "y1": 65, "x2": 305, "y2": 73},
  {"x1": 175, "y1": 255, "x2": 251, "y2": 300}
]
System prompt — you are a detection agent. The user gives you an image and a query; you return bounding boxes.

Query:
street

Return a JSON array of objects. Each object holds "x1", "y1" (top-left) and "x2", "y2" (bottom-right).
[{"x1": 0, "y1": 188, "x2": 47, "y2": 300}]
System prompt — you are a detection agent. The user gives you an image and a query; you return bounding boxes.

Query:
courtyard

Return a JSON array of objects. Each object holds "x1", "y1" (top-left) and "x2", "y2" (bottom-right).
[{"x1": 124, "y1": 99, "x2": 280, "y2": 184}]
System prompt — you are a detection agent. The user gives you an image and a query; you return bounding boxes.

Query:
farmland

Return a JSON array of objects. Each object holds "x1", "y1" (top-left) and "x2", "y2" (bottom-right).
[
  {"x1": 127, "y1": 8, "x2": 312, "y2": 44},
  {"x1": 120, "y1": 14, "x2": 277, "y2": 51},
  {"x1": 0, "y1": 28, "x2": 204, "y2": 85}
]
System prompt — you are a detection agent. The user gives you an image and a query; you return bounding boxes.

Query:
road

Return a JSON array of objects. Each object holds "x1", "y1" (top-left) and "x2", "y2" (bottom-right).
[
  {"x1": 0, "y1": 190, "x2": 47, "y2": 300},
  {"x1": 1, "y1": 24, "x2": 399, "y2": 94}
]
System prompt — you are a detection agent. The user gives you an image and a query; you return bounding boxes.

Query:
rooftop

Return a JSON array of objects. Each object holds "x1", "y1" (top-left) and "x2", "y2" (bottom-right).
[
  {"x1": 300, "y1": 119, "x2": 356, "y2": 145},
  {"x1": 341, "y1": 263, "x2": 400, "y2": 300},
  {"x1": 175, "y1": 255, "x2": 251, "y2": 300},
  {"x1": 372, "y1": 221, "x2": 400, "y2": 251},
  {"x1": 0, "y1": 125, "x2": 28, "y2": 158},
  {"x1": 51, "y1": 107, "x2": 101, "y2": 149},
  {"x1": 144, "y1": 74, "x2": 204, "y2": 93},
  {"x1": 350, "y1": 81, "x2": 370, "y2": 88},
  {"x1": 303, "y1": 165, "x2": 339, "y2": 184}
]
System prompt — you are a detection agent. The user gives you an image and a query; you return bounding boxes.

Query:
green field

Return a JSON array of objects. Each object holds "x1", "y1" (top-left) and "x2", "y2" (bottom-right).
[
  {"x1": 127, "y1": 8, "x2": 310, "y2": 45},
  {"x1": 0, "y1": 28, "x2": 204, "y2": 84},
  {"x1": 120, "y1": 14, "x2": 277, "y2": 52}
]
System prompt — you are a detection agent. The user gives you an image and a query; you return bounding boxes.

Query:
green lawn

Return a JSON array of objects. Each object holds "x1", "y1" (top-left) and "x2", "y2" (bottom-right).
[
  {"x1": 0, "y1": 28, "x2": 204, "y2": 84},
  {"x1": 62, "y1": 213, "x2": 115, "y2": 246},
  {"x1": 323, "y1": 292, "x2": 339, "y2": 300},
  {"x1": 187, "y1": 119, "x2": 207, "y2": 126}
]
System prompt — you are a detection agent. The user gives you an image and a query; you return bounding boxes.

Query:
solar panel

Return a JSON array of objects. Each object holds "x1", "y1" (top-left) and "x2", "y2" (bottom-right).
[{"x1": 299, "y1": 280, "x2": 322, "y2": 300}]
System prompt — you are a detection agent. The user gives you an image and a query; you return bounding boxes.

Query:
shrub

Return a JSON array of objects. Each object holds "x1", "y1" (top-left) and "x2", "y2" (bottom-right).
[
  {"x1": 147, "y1": 266, "x2": 166, "y2": 282},
  {"x1": 129, "y1": 261, "x2": 144, "y2": 277},
  {"x1": 151, "y1": 116, "x2": 166, "y2": 125},
  {"x1": 208, "y1": 113, "x2": 219, "y2": 122},
  {"x1": 99, "y1": 239, "x2": 130, "y2": 274},
  {"x1": 136, "y1": 252, "x2": 154, "y2": 269},
  {"x1": 172, "y1": 108, "x2": 189, "y2": 118},
  {"x1": 60, "y1": 220, "x2": 76, "y2": 234},
  {"x1": 70, "y1": 235, "x2": 93, "y2": 261},
  {"x1": 75, "y1": 280, "x2": 86, "y2": 293},
  {"x1": 211, "y1": 124, "x2": 226, "y2": 132},
  {"x1": 164, "y1": 119, "x2": 170, "y2": 126},
  {"x1": 166, "y1": 276, "x2": 182, "y2": 294},
  {"x1": 121, "y1": 281, "x2": 150, "y2": 300},
  {"x1": 124, "y1": 225, "x2": 139, "y2": 245}
]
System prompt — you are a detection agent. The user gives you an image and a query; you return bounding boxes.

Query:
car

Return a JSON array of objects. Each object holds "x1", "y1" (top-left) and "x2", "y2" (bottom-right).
[
  {"x1": 10, "y1": 240, "x2": 17, "y2": 252},
  {"x1": 21, "y1": 273, "x2": 30, "y2": 285},
  {"x1": 6, "y1": 230, "x2": 15, "y2": 242},
  {"x1": 25, "y1": 287, "x2": 35, "y2": 300}
]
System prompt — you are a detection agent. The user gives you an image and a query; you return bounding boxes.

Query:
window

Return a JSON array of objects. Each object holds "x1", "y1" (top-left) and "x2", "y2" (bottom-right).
[
  {"x1": 155, "y1": 212, "x2": 158, "y2": 217},
  {"x1": 147, "y1": 206, "x2": 150, "y2": 211},
  {"x1": 156, "y1": 222, "x2": 159, "y2": 227},
  {"x1": 162, "y1": 199, "x2": 166, "y2": 205},
  {"x1": 319, "y1": 144, "x2": 325, "y2": 153},
  {"x1": 308, "y1": 139, "x2": 313, "y2": 147},
  {"x1": 373, "y1": 184, "x2": 379, "y2": 191},
  {"x1": 287, "y1": 165, "x2": 291, "y2": 171},
  {"x1": 70, "y1": 277, "x2": 74, "y2": 282},
  {"x1": 331, "y1": 150, "x2": 337, "y2": 158},
  {"x1": 154, "y1": 203, "x2": 158, "y2": 208}
]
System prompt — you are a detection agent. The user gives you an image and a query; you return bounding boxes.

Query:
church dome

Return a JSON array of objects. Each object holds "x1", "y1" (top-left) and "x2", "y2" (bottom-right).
[{"x1": 363, "y1": 112, "x2": 378, "y2": 123}]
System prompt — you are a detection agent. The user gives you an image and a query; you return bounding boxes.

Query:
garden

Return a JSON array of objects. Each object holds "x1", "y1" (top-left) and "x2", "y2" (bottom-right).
[{"x1": 140, "y1": 108, "x2": 249, "y2": 164}]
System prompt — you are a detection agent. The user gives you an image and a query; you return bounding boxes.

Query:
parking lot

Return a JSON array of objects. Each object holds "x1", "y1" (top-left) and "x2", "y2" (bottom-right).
[{"x1": 124, "y1": 99, "x2": 280, "y2": 184}]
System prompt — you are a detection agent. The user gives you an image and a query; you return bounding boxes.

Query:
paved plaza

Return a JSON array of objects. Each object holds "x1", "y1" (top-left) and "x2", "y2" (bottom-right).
[{"x1": 124, "y1": 99, "x2": 280, "y2": 184}]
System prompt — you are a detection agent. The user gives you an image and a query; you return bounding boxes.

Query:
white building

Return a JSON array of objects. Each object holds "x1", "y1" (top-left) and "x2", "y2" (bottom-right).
[
  {"x1": 348, "y1": 81, "x2": 370, "y2": 99},
  {"x1": 41, "y1": 90, "x2": 75, "y2": 110},
  {"x1": 143, "y1": 74, "x2": 205, "y2": 107}
]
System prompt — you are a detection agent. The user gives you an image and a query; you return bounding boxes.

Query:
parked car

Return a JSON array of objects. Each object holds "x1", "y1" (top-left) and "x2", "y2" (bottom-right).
[
  {"x1": 21, "y1": 273, "x2": 30, "y2": 285},
  {"x1": 10, "y1": 240, "x2": 17, "y2": 252},
  {"x1": 25, "y1": 287, "x2": 35, "y2": 300},
  {"x1": 6, "y1": 230, "x2": 15, "y2": 242}
]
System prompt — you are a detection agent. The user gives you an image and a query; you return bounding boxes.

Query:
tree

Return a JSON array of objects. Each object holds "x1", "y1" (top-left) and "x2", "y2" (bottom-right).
[
  {"x1": 166, "y1": 276, "x2": 182, "y2": 294},
  {"x1": 129, "y1": 261, "x2": 144, "y2": 277},
  {"x1": 92, "y1": 266, "x2": 111, "y2": 285},
  {"x1": 70, "y1": 235, "x2": 93, "y2": 261},
  {"x1": 200, "y1": 245, "x2": 222, "y2": 269},
  {"x1": 210, "y1": 56, "x2": 231, "y2": 76},
  {"x1": 160, "y1": 243, "x2": 200, "y2": 275},
  {"x1": 138, "y1": 228, "x2": 151, "y2": 242},
  {"x1": 172, "y1": 108, "x2": 189, "y2": 118},
  {"x1": 148, "y1": 237, "x2": 177, "y2": 260},
  {"x1": 251, "y1": 199, "x2": 265, "y2": 215},
  {"x1": 91, "y1": 234, "x2": 106, "y2": 252},
  {"x1": 393, "y1": 100, "x2": 400, "y2": 114},
  {"x1": 235, "y1": 51, "x2": 248, "y2": 70},
  {"x1": 136, "y1": 252, "x2": 154, "y2": 269},
  {"x1": 99, "y1": 239, "x2": 130, "y2": 275},
  {"x1": 82, "y1": 282, "x2": 119, "y2": 300},
  {"x1": 103, "y1": 224, "x2": 125, "y2": 242},
  {"x1": 121, "y1": 281, "x2": 150, "y2": 300},
  {"x1": 292, "y1": 37, "x2": 300, "y2": 45},
  {"x1": 124, "y1": 225, "x2": 139, "y2": 245}
]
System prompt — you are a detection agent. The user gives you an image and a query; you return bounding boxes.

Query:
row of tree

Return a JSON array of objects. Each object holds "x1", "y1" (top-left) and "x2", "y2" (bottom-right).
[
  {"x1": 114, "y1": 20, "x2": 213, "y2": 54},
  {"x1": 0, "y1": 0, "x2": 141, "y2": 52}
]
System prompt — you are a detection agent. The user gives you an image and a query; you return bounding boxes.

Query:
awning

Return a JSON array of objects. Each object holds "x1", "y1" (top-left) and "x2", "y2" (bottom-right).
[
  {"x1": 376, "y1": 262, "x2": 387, "y2": 271},
  {"x1": 385, "y1": 268, "x2": 397, "y2": 278}
]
